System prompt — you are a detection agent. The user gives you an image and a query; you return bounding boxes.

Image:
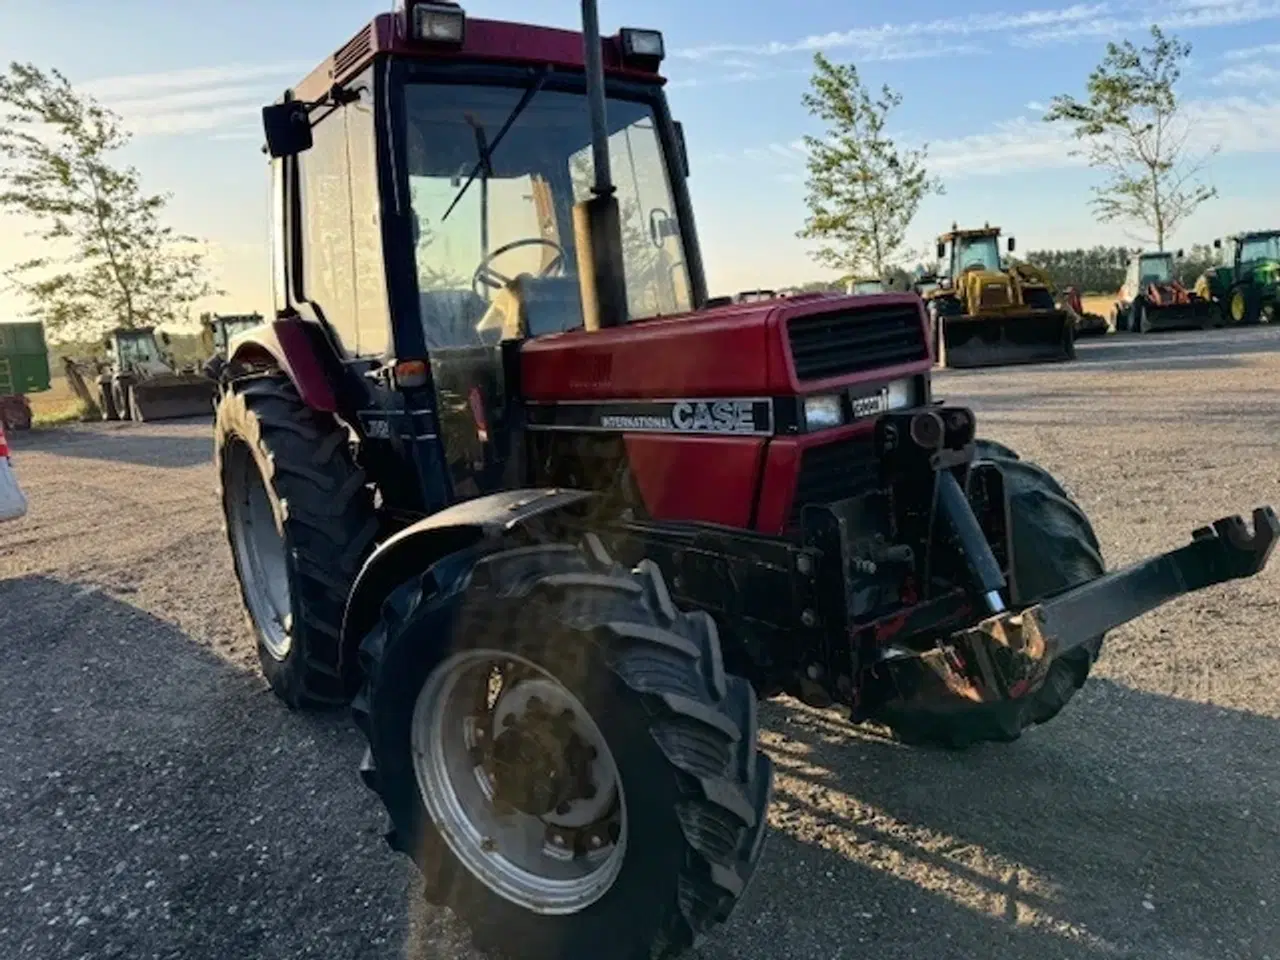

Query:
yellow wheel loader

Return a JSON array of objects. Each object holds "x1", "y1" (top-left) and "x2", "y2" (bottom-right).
[{"x1": 924, "y1": 225, "x2": 1075, "y2": 369}]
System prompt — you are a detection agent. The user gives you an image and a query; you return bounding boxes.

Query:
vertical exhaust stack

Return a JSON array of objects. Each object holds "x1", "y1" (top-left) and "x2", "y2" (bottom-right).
[{"x1": 574, "y1": 0, "x2": 629, "y2": 330}]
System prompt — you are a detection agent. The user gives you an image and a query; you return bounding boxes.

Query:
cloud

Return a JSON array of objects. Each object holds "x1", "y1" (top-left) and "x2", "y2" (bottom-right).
[
  {"x1": 1224, "y1": 41, "x2": 1280, "y2": 59},
  {"x1": 709, "y1": 94, "x2": 1280, "y2": 179},
  {"x1": 80, "y1": 62, "x2": 313, "y2": 139},
  {"x1": 1209, "y1": 62, "x2": 1280, "y2": 84},
  {"x1": 676, "y1": 0, "x2": 1280, "y2": 63}
]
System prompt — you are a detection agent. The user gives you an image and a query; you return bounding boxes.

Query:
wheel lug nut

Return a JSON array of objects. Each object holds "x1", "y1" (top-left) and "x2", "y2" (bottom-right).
[{"x1": 589, "y1": 835, "x2": 603, "y2": 850}]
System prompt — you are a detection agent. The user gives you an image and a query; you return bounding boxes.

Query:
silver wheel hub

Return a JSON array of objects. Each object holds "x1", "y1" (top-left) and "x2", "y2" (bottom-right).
[
  {"x1": 411, "y1": 651, "x2": 627, "y2": 915},
  {"x1": 224, "y1": 442, "x2": 292, "y2": 659}
]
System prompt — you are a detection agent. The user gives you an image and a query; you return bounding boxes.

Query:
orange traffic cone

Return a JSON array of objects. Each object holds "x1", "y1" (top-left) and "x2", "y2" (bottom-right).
[{"x1": 0, "y1": 421, "x2": 28, "y2": 522}]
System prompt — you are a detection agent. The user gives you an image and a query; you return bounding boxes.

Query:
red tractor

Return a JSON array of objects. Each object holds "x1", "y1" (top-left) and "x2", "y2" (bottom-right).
[
  {"x1": 1113, "y1": 250, "x2": 1216, "y2": 332},
  {"x1": 211, "y1": 3, "x2": 1278, "y2": 958}
]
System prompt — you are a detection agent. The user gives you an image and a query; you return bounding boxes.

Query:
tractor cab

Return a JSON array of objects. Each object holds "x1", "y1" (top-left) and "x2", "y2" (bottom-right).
[
  {"x1": 1135, "y1": 251, "x2": 1174, "y2": 287},
  {"x1": 846, "y1": 277, "x2": 885, "y2": 295},
  {"x1": 106, "y1": 327, "x2": 172, "y2": 376},
  {"x1": 935, "y1": 225, "x2": 1013, "y2": 287}
]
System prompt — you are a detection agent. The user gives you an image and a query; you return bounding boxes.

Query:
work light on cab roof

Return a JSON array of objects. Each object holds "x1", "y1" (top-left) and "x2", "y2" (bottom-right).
[{"x1": 399, "y1": 0, "x2": 467, "y2": 44}]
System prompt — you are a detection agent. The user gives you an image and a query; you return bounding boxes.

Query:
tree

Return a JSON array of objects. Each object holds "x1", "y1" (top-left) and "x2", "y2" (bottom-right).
[
  {"x1": 0, "y1": 62, "x2": 220, "y2": 339},
  {"x1": 1043, "y1": 25, "x2": 1217, "y2": 251},
  {"x1": 797, "y1": 53, "x2": 943, "y2": 279}
]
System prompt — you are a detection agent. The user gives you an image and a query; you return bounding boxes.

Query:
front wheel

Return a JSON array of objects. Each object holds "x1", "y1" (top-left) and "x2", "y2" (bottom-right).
[
  {"x1": 355, "y1": 541, "x2": 772, "y2": 960},
  {"x1": 874, "y1": 440, "x2": 1107, "y2": 748}
]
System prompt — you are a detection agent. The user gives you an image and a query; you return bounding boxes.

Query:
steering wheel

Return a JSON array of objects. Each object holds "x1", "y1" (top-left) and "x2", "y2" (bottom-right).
[{"x1": 472, "y1": 238, "x2": 566, "y2": 300}]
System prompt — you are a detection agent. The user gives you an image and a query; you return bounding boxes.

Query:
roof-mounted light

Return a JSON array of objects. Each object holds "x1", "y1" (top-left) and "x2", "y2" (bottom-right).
[
  {"x1": 409, "y1": 1, "x2": 465, "y2": 45},
  {"x1": 619, "y1": 28, "x2": 665, "y2": 68}
]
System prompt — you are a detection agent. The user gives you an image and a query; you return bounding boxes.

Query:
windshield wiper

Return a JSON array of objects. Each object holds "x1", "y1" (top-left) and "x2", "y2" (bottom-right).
[{"x1": 441, "y1": 68, "x2": 550, "y2": 223}]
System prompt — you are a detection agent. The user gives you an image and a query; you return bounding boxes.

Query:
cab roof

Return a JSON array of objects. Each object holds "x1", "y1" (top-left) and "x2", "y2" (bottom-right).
[
  {"x1": 939, "y1": 226, "x2": 1001, "y2": 242},
  {"x1": 1228, "y1": 229, "x2": 1280, "y2": 242},
  {"x1": 294, "y1": 12, "x2": 665, "y2": 102}
]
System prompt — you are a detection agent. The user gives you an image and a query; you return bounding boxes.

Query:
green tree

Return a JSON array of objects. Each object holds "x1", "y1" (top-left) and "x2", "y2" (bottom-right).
[
  {"x1": 1044, "y1": 25, "x2": 1217, "y2": 251},
  {"x1": 0, "y1": 62, "x2": 220, "y2": 339},
  {"x1": 797, "y1": 53, "x2": 942, "y2": 278}
]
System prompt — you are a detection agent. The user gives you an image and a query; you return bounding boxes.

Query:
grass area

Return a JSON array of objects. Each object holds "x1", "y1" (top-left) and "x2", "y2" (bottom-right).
[
  {"x1": 1081, "y1": 295, "x2": 1114, "y2": 317},
  {"x1": 27, "y1": 376, "x2": 94, "y2": 428}
]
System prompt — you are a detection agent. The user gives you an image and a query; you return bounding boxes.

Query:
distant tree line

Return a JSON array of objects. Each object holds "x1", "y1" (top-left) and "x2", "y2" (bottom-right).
[{"x1": 1021, "y1": 243, "x2": 1218, "y2": 293}]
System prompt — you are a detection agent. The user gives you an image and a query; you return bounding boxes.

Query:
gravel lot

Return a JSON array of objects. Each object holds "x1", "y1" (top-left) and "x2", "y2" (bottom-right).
[{"x1": 2, "y1": 327, "x2": 1278, "y2": 960}]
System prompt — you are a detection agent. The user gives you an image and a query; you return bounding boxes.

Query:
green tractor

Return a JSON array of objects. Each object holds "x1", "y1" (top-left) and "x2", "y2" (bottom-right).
[{"x1": 1195, "y1": 230, "x2": 1280, "y2": 325}]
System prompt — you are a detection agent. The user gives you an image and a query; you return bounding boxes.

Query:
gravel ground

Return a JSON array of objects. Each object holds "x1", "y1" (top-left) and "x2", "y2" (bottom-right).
[{"x1": 2, "y1": 326, "x2": 1278, "y2": 960}]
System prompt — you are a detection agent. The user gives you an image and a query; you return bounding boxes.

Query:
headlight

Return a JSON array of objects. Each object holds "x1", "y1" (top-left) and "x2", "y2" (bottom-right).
[
  {"x1": 885, "y1": 378, "x2": 915, "y2": 411},
  {"x1": 803, "y1": 394, "x2": 844, "y2": 431}
]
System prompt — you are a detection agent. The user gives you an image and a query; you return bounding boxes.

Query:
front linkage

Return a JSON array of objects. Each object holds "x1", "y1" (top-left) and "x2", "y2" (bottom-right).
[{"x1": 799, "y1": 406, "x2": 1276, "y2": 734}]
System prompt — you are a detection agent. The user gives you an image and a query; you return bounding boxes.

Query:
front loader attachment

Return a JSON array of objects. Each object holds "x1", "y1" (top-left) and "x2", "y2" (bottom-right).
[
  {"x1": 936, "y1": 310, "x2": 1075, "y2": 369},
  {"x1": 128, "y1": 374, "x2": 217, "y2": 422},
  {"x1": 1144, "y1": 300, "x2": 1216, "y2": 332}
]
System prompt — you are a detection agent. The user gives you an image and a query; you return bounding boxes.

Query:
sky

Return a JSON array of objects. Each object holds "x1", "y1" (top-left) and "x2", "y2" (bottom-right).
[{"x1": 2, "y1": 0, "x2": 1279, "y2": 322}]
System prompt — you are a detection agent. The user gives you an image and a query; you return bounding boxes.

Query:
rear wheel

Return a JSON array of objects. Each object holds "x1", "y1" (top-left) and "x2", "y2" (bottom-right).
[
  {"x1": 215, "y1": 373, "x2": 377, "y2": 707},
  {"x1": 355, "y1": 540, "x2": 772, "y2": 960},
  {"x1": 1230, "y1": 285, "x2": 1261, "y2": 325},
  {"x1": 876, "y1": 440, "x2": 1106, "y2": 749}
]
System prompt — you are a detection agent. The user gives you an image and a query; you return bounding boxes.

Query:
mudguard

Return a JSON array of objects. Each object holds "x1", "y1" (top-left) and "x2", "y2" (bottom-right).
[
  {"x1": 225, "y1": 317, "x2": 337, "y2": 412},
  {"x1": 337, "y1": 488, "x2": 595, "y2": 676}
]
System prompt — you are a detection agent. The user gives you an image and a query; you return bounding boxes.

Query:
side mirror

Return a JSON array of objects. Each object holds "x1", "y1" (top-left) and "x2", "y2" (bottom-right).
[
  {"x1": 673, "y1": 121, "x2": 690, "y2": 178},
  {"x1": 1176, "y1": 248, "x2": 1184, "y2": 258},
  {"x1": 161, "y1": 331, "x2": 172, "y2": 346},
  {"x1": 936, "y1": 241, "x2": 945, "y2": 259},
  {"x1": 1007, "y1": 236, "x2": 1016, "y2": 252},
  {"x1": 262, "y1": 101, "x2": 313, "y2": 159},
  {"x1": 1213, "y1": 238, "x2": 1222, "y2": 249}
]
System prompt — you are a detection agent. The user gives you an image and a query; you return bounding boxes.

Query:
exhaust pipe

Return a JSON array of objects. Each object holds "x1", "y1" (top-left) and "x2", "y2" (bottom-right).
[{"x1": 574, "y1": 0, "x2": 629, "y2": 331}]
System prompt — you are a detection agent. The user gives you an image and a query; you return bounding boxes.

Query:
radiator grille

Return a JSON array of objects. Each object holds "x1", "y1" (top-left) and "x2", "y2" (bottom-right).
[
  {"x1": 789, "y1": 434, "x2": 880, "y2": 526},
  {"x1": 787, "y1": 304, "x2": 928, "y2": 381}
]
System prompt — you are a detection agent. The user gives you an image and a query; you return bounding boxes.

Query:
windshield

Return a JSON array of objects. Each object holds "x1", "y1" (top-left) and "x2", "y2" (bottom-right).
[
  {"x1": 1240, "y1": 234, "x2": 1280, "y2": 264},
  {"x1": 1138, "y1": 256, "x2": 1172, "y2": 283},
  {"x1": 403, "y1": 83, "x2": 692, "y2": 349},
  {"x1": 952, "y1": 235, "x2": 1002, "y2": 275},
  {"x1": 851, "y1": 280, "x2": 884, "y2": 294},
  {"x1": 116, "y1": 334, "x2": 161, "y2": 366}
]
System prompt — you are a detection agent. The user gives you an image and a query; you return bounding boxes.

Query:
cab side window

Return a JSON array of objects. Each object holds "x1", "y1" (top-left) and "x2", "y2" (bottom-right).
[{"x1": 299, "y1": 111, "x2": 359, "y2": 355}]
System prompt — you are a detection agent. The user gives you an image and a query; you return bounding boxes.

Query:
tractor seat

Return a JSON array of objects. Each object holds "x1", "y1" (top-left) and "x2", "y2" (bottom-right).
[{"x1": 473, "y1": 276, "x2": 585, "y2": 343}]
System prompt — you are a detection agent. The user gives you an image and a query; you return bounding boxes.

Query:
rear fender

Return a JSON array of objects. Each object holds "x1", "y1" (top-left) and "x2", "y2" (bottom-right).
[
  {"x1": 338, "y1": 488, "x2": 595, "y2": 680},
  {"x1": 226, "y1": 317, "x2": 337, "y2": 412}
]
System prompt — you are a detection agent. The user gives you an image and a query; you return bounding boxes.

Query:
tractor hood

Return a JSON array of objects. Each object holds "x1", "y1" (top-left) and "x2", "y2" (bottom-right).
[{"x1": 520, "y1": 293, "x2": 933, "y2": 401}]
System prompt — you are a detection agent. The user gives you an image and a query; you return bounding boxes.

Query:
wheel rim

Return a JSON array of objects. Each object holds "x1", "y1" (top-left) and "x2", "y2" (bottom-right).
[
  {"x1": 1232, "y1": 291, "x2": 1245, "y2": 321},
  {"x1": 412, "y1": 649, "x2": 627, "y2": 916},
  {"x1": 224, "y1": 440, "x2": 292, "y2": 659}
]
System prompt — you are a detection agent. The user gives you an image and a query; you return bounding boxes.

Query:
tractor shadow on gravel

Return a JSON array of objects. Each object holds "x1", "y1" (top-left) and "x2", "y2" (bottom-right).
[
  {"x1": 0, "y1": 574, "x2": 417, "y2": 960},
  {"x1": 10, "y1": 420, "x2": 214, "y2": 469},
  {"x1": 717, "y1": 689, "x2": 1280, "y2": 960}
]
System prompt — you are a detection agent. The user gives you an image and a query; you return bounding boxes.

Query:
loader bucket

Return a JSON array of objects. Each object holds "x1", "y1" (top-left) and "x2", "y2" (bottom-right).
[
  {"x1": 1143, "y1": 301, "x2": 1214, "y2": 331},
  {"x1": 936, "y1": 310, "x2": 1075, "y2": 369},
  {"x1": 128, "y1": 375, "x2": 217, "y2": 422}
]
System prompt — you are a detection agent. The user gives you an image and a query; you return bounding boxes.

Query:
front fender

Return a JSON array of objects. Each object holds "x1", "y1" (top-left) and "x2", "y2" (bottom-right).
[
  {"x1": 226, "y1": 317, "x2": 336, "y2": 412},
  {"x1": 338, "y1": 488, "x2": 596, "y2": 679}
]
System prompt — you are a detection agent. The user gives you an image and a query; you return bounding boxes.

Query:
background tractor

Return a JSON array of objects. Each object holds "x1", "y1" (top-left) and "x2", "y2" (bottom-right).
[
  {"x1": 924, "y1": 225, "x2": 1075, "y2": 368},
  {"x1": 211, "y1": 4, "x2": 1277, "y2": 959},
  {"x1": 200, "y1": 312, "x2": 265, "y2": 380},
  {"x1": 95, "y1": 327, "x2": 216, "y2": 422},
  {"x1": 1113, "y1": 250, "x2": 1215, "y2": 333},
  {"x1": 1195, "y1": 230, "x2": 1280, "y2": 325}
]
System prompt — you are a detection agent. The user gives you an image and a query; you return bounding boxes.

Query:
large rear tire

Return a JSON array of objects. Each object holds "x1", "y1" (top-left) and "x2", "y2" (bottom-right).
[
  {"x1": 354, "y1": 540, "x2": 772, "y2": 960},
  {"x1": 214, "y1": 374, "x2": 377, "y2": 708},
  {"x1": 876, "y1": 440, "x2": 1106, "y2": 749}
]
